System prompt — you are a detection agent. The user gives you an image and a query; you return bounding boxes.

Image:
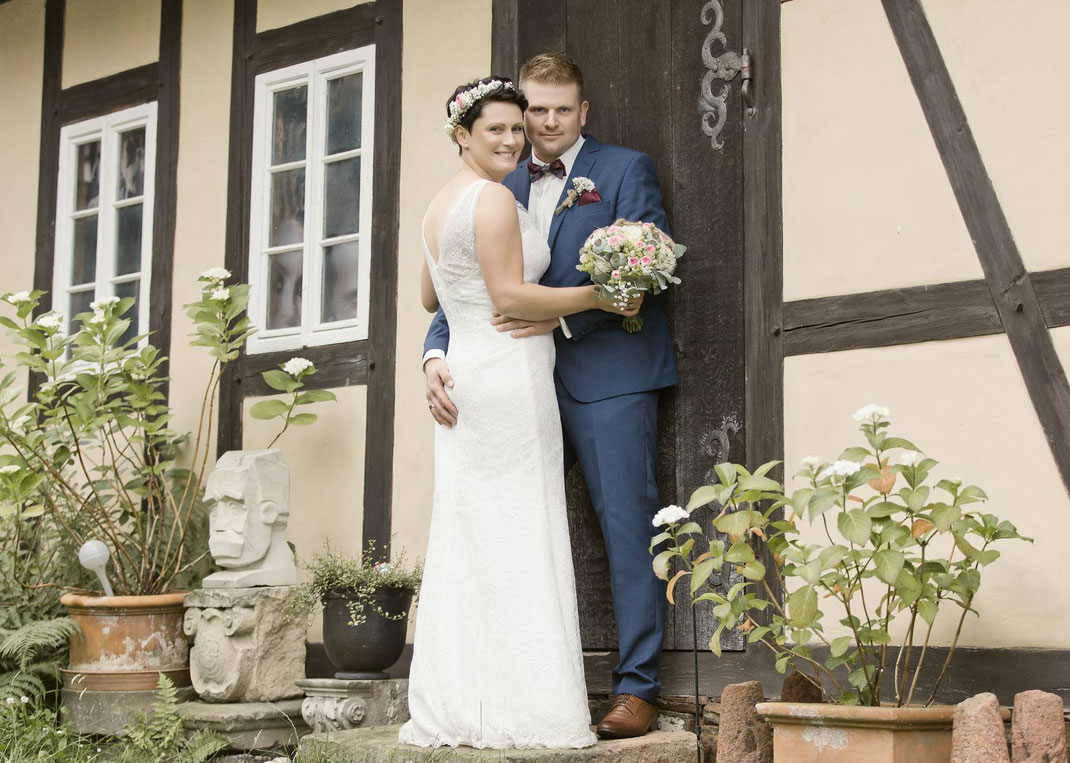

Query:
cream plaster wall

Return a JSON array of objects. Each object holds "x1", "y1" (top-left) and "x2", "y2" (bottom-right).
[
  {"x1": 783, "y1": 335, "x2": 1070, "y2": 648},
  {"x1": 62, "y1": 0, "x2": 160, "y2": 88},
  {"x1": 256, "y1": 0, "x2": 369, "y2": 32},
  {"x1": 390, "y1": 0, "x2": 492, "y2": 567},
  {"x1": 0, "y1": 0, "x2": 44, "y2": 340},
  {"x1": 781, "y1": 0, "x2": 981, "y2": 302},
  {"x1": 168, "y1": 0, "x2": 233, "y2": 460},
  {"x1": 922, "y1": 0, "x2": 1070, "y2": 273},
  {"x1": 242, "y1": 386, "x2": 367, "y2": 641}
]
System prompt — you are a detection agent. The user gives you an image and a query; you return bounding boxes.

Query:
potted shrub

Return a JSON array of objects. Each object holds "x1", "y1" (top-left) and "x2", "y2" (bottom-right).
[
  {"x1": 0, "y1": 271, "x2": 256, "y2": 730},
  {"x1": 292, "y1": 542, "x2": 422, "y2": 679},
  {"x1": 651, "y1": 405, "x2": 1029, "y2": 762}
]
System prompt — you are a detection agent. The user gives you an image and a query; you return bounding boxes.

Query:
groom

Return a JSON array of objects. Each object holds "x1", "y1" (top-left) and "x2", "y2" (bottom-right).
[{"x1": 423, "y1": 53, "x2": 678, "y2": 738}]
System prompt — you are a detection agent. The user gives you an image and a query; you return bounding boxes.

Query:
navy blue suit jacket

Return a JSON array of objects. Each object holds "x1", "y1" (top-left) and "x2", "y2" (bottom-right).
[{"x1": 423, "y1": 135, "x2": 679, "y2": 403}]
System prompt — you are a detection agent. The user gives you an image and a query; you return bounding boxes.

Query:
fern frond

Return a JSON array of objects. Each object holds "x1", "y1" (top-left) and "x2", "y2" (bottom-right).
[
  {"x1": 0, "y1": 617, "x2": 77, "y2": 670},
  {"x1": 0, "y1": 668, "x2": 47, "y2": 701},
  {"x1": 180, "y1": 730, "x2": 228, "y2": 763}
]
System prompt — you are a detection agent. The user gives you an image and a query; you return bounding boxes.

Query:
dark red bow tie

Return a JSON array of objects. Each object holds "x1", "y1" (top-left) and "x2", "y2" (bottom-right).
[{"x1": 527, "y1": 158, "x2": 566, "y2": 181}]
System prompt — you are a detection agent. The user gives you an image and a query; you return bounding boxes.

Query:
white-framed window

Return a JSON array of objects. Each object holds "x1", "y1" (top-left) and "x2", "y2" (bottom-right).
[
  {"x1": 53, "y1": 102, "x2": 157, "y2": 344},
  {"x1": 246, "y1": 45, "x2": 375, "y2": 354}
]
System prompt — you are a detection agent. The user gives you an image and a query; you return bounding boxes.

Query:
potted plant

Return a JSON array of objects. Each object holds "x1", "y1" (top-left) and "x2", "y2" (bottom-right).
[
  {"x1": 0, "y1": 271, "x2": 257, "y2": 730},
  {"x1": 291, "y1": 541, "x2": 422, "y2": 679},
  {"x1": 651, "y1": 405, "x2": 1029, "y2": 762}
]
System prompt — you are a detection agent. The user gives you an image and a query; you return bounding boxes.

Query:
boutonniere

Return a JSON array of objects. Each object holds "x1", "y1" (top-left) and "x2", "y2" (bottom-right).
[{"x1": 555, "y1": 177, "x2": 602, "y2": 215}]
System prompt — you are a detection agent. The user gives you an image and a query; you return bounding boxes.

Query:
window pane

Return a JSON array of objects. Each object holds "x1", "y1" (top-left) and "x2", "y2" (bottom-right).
[
  {"x1": 323, "y1": 157, "x2": 360, "y2": 238},
  {"x1": 76, "y1": 141, "x2": 100, "y2": 210},
  {"x1": 115, "y1": 280, "x2": 140, "y2": 345},
  {"x1": 68, "y1": 290, "x2": 94, "y2": 334},
  {"x1": 269, "y1": 169, "x2": 305, "y2": 247},
  {"x1": 266, "y1": 250, "x2": 303, "y2": 330},
  {"x1": 72, "y1": 215, "x2": 98, "y2": 286},
  {"x1": 116, "y1": 128, "x2": 145, "y2": 199},
  {"x1": 321, "y1": 240, "x2": 359, "y2": 323},
  {"x1": 114, "y1": 203, "x2": 142, "y2": 275},
  {"x1": 326, "y1": 73, "x2": 362, "y2": 155},
  {"x1": 272, "y1": 86, "x2": 308, "y2": 165}
]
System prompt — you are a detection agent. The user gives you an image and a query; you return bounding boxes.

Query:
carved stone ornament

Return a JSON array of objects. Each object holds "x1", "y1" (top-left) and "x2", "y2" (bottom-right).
[
  {"x1": 296, "y1": 677, "x2": 410, "y2": 733},
  {"x1": 700, "y1": 0, "x2": 743, "y2": 150}
]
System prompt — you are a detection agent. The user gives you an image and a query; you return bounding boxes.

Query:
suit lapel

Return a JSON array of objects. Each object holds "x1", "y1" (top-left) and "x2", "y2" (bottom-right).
[
  {"x1": 548, "y1": 136, "x2": 600, "y2": 252},
  {"x1": 514, "y1": 154, "x2": 533, "y2": 208}
]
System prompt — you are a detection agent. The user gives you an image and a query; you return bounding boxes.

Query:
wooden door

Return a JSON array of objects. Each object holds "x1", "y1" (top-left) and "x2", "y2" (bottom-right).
[{"x1": 494, "y1": 0, "x2": 771, "y2": 654}]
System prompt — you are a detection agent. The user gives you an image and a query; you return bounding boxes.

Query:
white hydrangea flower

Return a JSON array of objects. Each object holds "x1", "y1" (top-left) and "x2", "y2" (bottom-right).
[
  {"x1": 800, "y1": 455, "x2": 821, "y2": 468},
  {"x1": 5, "y1": 291, "x2": 31, "y2": 305},
  {"x1": 853, "y1": 403, "x2": 891, "y2": 422},
  {"x1": 0, "y1": 465, "x2": 20, "y2": 475},
  {"x1": 898, "y1": 450, "x2": 923, "y2": 467},
  {"x1": 282, "y1": 357, "x2": 314, "y2": 377},
  {"x1": 201, "y1": 267, "x2": 231, "y2": 282},
  {"x1": 652, "y1": 504, "x2": 690, "y2": 528},
  {"x1": 35, "y1": 313, "x2": 63, "y2": 331},
  {"x1": 89, "y1": 296, "x2": 120, "y2": 312},
  {"x1": 818, "y1": 460, "x2": 862, "y2": 480},
  {"x1": 89, "y1": 310, "x2": 106, "y2": 325},
  {"x1": 210, "y1": 287, "x2": 230, "y2": 301}
]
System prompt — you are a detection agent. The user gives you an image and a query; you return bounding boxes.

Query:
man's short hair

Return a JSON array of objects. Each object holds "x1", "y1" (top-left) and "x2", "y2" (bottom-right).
[{"x1": 519, "y1": 53, "x2": 585, "y2": 98}]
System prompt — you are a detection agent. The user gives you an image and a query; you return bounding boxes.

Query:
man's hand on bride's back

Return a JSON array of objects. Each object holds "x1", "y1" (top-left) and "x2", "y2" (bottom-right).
[
  {"x1": 490, "y1": 313, "x2": 558, "y2": 338},
  {"x1": 424, "y1": 357, "x2": 458, "y2": 427}
]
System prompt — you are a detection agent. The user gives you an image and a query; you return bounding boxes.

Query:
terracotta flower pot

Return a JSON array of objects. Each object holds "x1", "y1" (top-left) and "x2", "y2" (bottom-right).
[
  {"x1": 60, "y1": 592, "x2": 191, "y2": 734},
  {"x1": 755, "y1": 702, "x2": 982, "y2": 762}
]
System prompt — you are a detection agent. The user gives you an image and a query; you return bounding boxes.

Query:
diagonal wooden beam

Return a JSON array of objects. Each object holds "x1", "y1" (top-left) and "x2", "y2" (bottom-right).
[{"x1": 882, "y1": 0, "x2": 1070, "y2": 496}]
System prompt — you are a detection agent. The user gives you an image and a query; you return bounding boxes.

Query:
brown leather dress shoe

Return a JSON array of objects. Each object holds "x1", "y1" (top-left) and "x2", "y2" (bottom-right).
[{"x1": 596, "y1": 693, "x2": 658, "y2": 739}]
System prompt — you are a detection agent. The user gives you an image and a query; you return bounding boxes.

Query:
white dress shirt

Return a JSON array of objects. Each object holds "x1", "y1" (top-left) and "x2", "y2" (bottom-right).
[{"x1": 423, "y1": 137, "x2": 586, "y2": 368}]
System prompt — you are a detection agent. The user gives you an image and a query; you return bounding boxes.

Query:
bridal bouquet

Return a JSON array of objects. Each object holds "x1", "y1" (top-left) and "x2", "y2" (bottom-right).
[{"x1": 577, "y1": 219, "x2": 685, "y2": 332}]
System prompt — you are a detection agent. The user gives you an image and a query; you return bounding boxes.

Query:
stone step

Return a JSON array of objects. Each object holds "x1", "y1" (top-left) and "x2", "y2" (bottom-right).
[{"x1": 299, "y1": 725, "x2": 704, "y2": 762}]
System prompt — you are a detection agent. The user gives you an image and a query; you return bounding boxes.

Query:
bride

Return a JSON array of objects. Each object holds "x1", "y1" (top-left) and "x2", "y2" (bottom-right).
[{"x1": 397, "y1": 77, "x2": 641, "y2": 750}]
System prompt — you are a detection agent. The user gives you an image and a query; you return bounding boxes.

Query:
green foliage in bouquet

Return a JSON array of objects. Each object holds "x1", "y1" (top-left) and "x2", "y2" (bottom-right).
[
  {"x1": 651, "y1": 407, "x2": 1031, "y2": 706},
  {"x1": 289, "y1": 540, "x2": 423, "y2": 627}
]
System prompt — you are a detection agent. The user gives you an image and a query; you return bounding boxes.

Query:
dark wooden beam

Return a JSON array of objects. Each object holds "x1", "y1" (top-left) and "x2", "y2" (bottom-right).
[
  {"x1": 490, "y1": 0, "x2": 519, "y2": 80},
  {"x1": 882, "y1": 0, "x2": 1070, "y2": 495},
  {"x1": 33, "y1": 0, "x2": 65, "y2": 312},
  {"x1": 252, "y1": 2, "x2": 377, "y2": 74},
  {"x1": 149, "y1": 0, "x2": 182, "y2": 396},
  {"x1": 783, "y1": 279, "x2": 1002, "y2": 356},
  {"x1": 235, "y1": 343, "x2": 370, "y2": 398},
  {"x1": 58, "y1": 63, "x2": 160, "y2": 125},
  {"x1": 743, "y1": 0, "x2": 785, "y2": 617},
  {"x1": 218, "y1": 0, "x2": 258, "y2": 456},
  {"x1": 361, "y1": 0, "x2": 402, "y2": 557},
  {"x1": 1032, "y1": 267, "x2": 1070, "y2": 329}
]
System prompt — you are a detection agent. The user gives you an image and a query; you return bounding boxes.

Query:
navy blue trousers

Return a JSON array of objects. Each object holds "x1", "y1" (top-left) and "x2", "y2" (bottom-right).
[{"x1": 555, "y1": 374, "x2": 666, "y2": 703}]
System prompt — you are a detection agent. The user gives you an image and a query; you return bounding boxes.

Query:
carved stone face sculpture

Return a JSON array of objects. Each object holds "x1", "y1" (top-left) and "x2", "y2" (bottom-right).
[{"x1": 202, "y1": 450, "x2": 296, "y2": 588}]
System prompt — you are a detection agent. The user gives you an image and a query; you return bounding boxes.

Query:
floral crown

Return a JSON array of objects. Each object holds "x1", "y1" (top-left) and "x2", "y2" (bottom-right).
[{"x1": 443, "y1": 79, "x2": 517, "y2": 144}]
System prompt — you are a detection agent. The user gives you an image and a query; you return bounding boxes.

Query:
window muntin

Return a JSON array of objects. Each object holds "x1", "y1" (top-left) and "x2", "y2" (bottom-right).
[
  {"x1": 247, "y1": 46, "x2": 375, "y2": 354},
  {"x1": 54, "y1": 103, "x2": 157, "y2": 345}
]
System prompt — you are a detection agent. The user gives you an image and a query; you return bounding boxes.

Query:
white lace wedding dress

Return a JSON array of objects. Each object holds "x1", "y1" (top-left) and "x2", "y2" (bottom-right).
[{"x1": 398, "y1": 179, "x2": 596, "y2": 750}]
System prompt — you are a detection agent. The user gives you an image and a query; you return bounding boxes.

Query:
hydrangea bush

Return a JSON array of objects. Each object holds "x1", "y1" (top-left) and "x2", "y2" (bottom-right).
[{"x1": 651, "y1": 406, "x2": 1030, "y2": 706}]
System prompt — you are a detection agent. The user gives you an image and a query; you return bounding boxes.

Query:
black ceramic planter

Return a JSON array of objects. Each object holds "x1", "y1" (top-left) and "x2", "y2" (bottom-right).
[{"x1": 322, "y1": 586, "x2": 413, "y2": 679}]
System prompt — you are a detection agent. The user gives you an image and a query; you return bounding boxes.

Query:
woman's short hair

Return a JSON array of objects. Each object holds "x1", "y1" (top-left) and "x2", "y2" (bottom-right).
[
  {"x1": 519, "y1": 53, "x2": 584, "y2": 97},
  {"x1": 446, "y1": 76, "x2": 529, "y2": 140}
]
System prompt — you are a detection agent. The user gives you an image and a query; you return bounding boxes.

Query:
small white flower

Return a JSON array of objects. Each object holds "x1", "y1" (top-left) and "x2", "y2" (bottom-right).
[
  {"x1": 572, "y1": 176, "x2": 595, "y2": 193},
  {"x1": 19, "y1": 696, "x2": 28, "y2": 704},
  {"x1": 35, "y1": 313, "x2": 63, "y2": 331},
  {"x1": 0, "y1": 465, "x2": 20, "y2": 475},
  {"x1": 818, "y1": 460, "x2": 862, "y2": 480},
  {"x1": 210, "y1": 287, "x2": 230, "y2": 301},
  {"x1": 373, "y1": 562, "x2": 393, "y2": 574},
  {"x1": 201, "y1": 267, "x2": 231, "y2": 282},
  {"x1": 89, "y1": 310, "x2": 106, "y2": 325},
  {"x1": 282, "y1": 357, "x2": 314, "y2": 377},
  {"x1": 652, "y1": 504, "x2": 691, "y2": 528},
  {"x1": 89, "y1": 296, "x2": 120, "y2": 312},
  {"x1": 800, "y1": 455, "x2": 821, "y2": 468},
  {"x1": 853, "y1": 403, "x2": 891, "y2": 422},
  {"x1": 898, "y1": 450, "x2": 923, "y2": 467},
  {"x1": 4, "y1": 697, "x2": 13, "y2": 705},
  {"x1": 5, "y1": 291, "x2": 31, "y2": 305}
]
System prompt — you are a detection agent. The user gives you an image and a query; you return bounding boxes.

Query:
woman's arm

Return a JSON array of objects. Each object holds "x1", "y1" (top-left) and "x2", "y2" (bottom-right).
[
  {"x1": 475, "y1": 184, "x2": 637, "y2": 321},
  {"x1": 420, "y1": 255, "x2": 439, "y2": 313}
]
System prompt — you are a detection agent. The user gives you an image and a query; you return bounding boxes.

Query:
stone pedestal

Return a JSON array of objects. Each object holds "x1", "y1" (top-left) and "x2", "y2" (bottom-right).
[
  {"x1": 296, "y1": 677, "x2": 409, "y2": 733},
  {"x1": 176, "y1": 698, "x2": 307, "y2": 750},
  {"x1": 184, "y1": 586, "x2": 306, "y2": 703}
]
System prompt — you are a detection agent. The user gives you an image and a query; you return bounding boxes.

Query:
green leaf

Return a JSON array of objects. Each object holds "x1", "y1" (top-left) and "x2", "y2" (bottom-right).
[
  {"x1": 739, "y1": 474, "x2": 781, "y2": 493},
  {"x1": 830, "y1": 635, "x2": 852, "y2": 657},
  {"x1": 838, "y1": 446, "x2": 871, "y2": 462},
  {"x1": 676, "y1": 522, "x2": 703, "y2": 536},
  {"x1": 978, "y1": 549, "x2": 1000, "y2": 566},
  {"x1": 753, "y1": 460, "x2": 781, "y2": 478},
  {"x1": 714, "y1": 462, "x2": 737, "y2": 488},
  {"x1": 808, "y1": 488, "x2": 839, "y2": 520},
  {"x1": 649, "y1": 531, "x2": 673, "y2": 553},
  {"x1": 709, "y1": 624, "x2": 726, "y2": 657},
  {"x1": 21, "y1": 504, "x2": 45, "y2": 518},
  {"x1": 296, "y1": 389, "x2": 337, "y2": 404},
  {"x1": 691, "y1": 558, "x2": 718, "y2": 593},
  {"x1": 882, "y1": 437, "x2": 920, "y2": 451},
  {"x1": 741, "y1": 560, "x2": 766, "y2": 581},
  {"x1": 787, "y1": 585, "x2": 818, "y2": 628},
  {"x1": 725, "y1": 540, "x2": 755, "y2": 564},
  {"x1": 837, "y1": 509, "x2": 872, "y2": 545},
  {"x1": 262, "y1": 369, "x2": 298, "y2": 393},
  {"x1": 873, "y1": 549, "x2": 905, "y2": 584},
  {"x1": 917, "y1": 599, "x2": 939, "y2": 625},
  {"x1": 775, "y1": 653, "x2": 791, "y2": 674},
  {"x1": 652, "y1": 550, "x2": 674, "y2": 581},
  {"x1": 288, "y1": 412, "x2": 317, "y2": 426},
  {"x1": 687, "y1": 485, "x2": 720, "y2": 511},
  {"x1": 249, "y1": 399, "x2": 290, "y2": 420},
  {"x1": 931, "y1": 504, "x2": 960, "y2": 532},
  {"x1": 818, "y1": 544, "x2": 849, "y2": 570},
  {"x1": 713, "y1": 510, "x2": 758, "y2": 538}
]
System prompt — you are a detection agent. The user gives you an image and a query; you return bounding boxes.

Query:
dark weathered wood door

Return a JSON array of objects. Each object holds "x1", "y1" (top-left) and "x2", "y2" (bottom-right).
[{"x1": 495, "y1": 0, "x2": 766, "y2": 653}]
